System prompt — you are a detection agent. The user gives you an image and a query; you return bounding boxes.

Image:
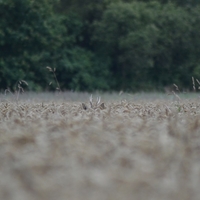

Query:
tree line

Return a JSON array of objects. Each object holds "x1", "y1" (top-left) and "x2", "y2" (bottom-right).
[{"x1": 0, "y1": 0, "x2": 200, "y2": 92}]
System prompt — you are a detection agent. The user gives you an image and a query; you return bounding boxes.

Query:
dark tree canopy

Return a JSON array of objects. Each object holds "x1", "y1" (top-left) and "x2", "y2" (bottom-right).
[{"x1": 0, "y1": 0, "x2": 200, "y2": 92}]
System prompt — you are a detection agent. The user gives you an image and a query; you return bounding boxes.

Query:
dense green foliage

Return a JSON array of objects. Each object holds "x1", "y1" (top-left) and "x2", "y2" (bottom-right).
[{"x1": 0, "y1": 0, "x2": 200, "y2": 91}]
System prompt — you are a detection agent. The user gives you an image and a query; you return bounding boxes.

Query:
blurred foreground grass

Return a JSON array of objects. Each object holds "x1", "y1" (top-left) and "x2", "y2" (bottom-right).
[{"x1": 0, "y1": 92, "x2": 200, "y2": 200}]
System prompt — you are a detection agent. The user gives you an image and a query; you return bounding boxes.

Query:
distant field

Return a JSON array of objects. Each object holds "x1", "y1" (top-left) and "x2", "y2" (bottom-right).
[
  {"x1": 0, "y1": 92, "x2": 200, "y2": 200},
  {"x1": 1, "y1": 90, "x2": 200, "y2": 102}
]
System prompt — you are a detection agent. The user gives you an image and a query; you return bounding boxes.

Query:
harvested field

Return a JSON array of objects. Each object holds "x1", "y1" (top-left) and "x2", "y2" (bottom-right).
[{"x1": 0, "y1": 92, "x2": 200, "y2": 200}]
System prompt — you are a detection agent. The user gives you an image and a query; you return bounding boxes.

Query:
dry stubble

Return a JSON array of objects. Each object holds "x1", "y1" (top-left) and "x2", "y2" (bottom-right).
[{"x1": 0, "y1": 97, "x2": 200, "y2": 200}]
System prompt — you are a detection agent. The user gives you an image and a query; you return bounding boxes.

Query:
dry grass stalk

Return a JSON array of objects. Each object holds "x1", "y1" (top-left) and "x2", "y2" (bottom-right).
[
  {"x1": 46, "y1": 66, "x2": 61, "y2": 92},
  {"x1": 196, "y1": 78, "x2": 200, "y2": 90},
  {"x1": 192, "y1": 76, "x2": 196, "y2": 91},
  {"x1": 4, "y1": 80, "x2": 28, "y2": 102}
]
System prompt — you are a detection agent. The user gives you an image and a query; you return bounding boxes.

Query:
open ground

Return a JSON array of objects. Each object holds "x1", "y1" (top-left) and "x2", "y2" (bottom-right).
[{"x1": 0, "y1": 92, "x2": 200, "y2": 200}]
